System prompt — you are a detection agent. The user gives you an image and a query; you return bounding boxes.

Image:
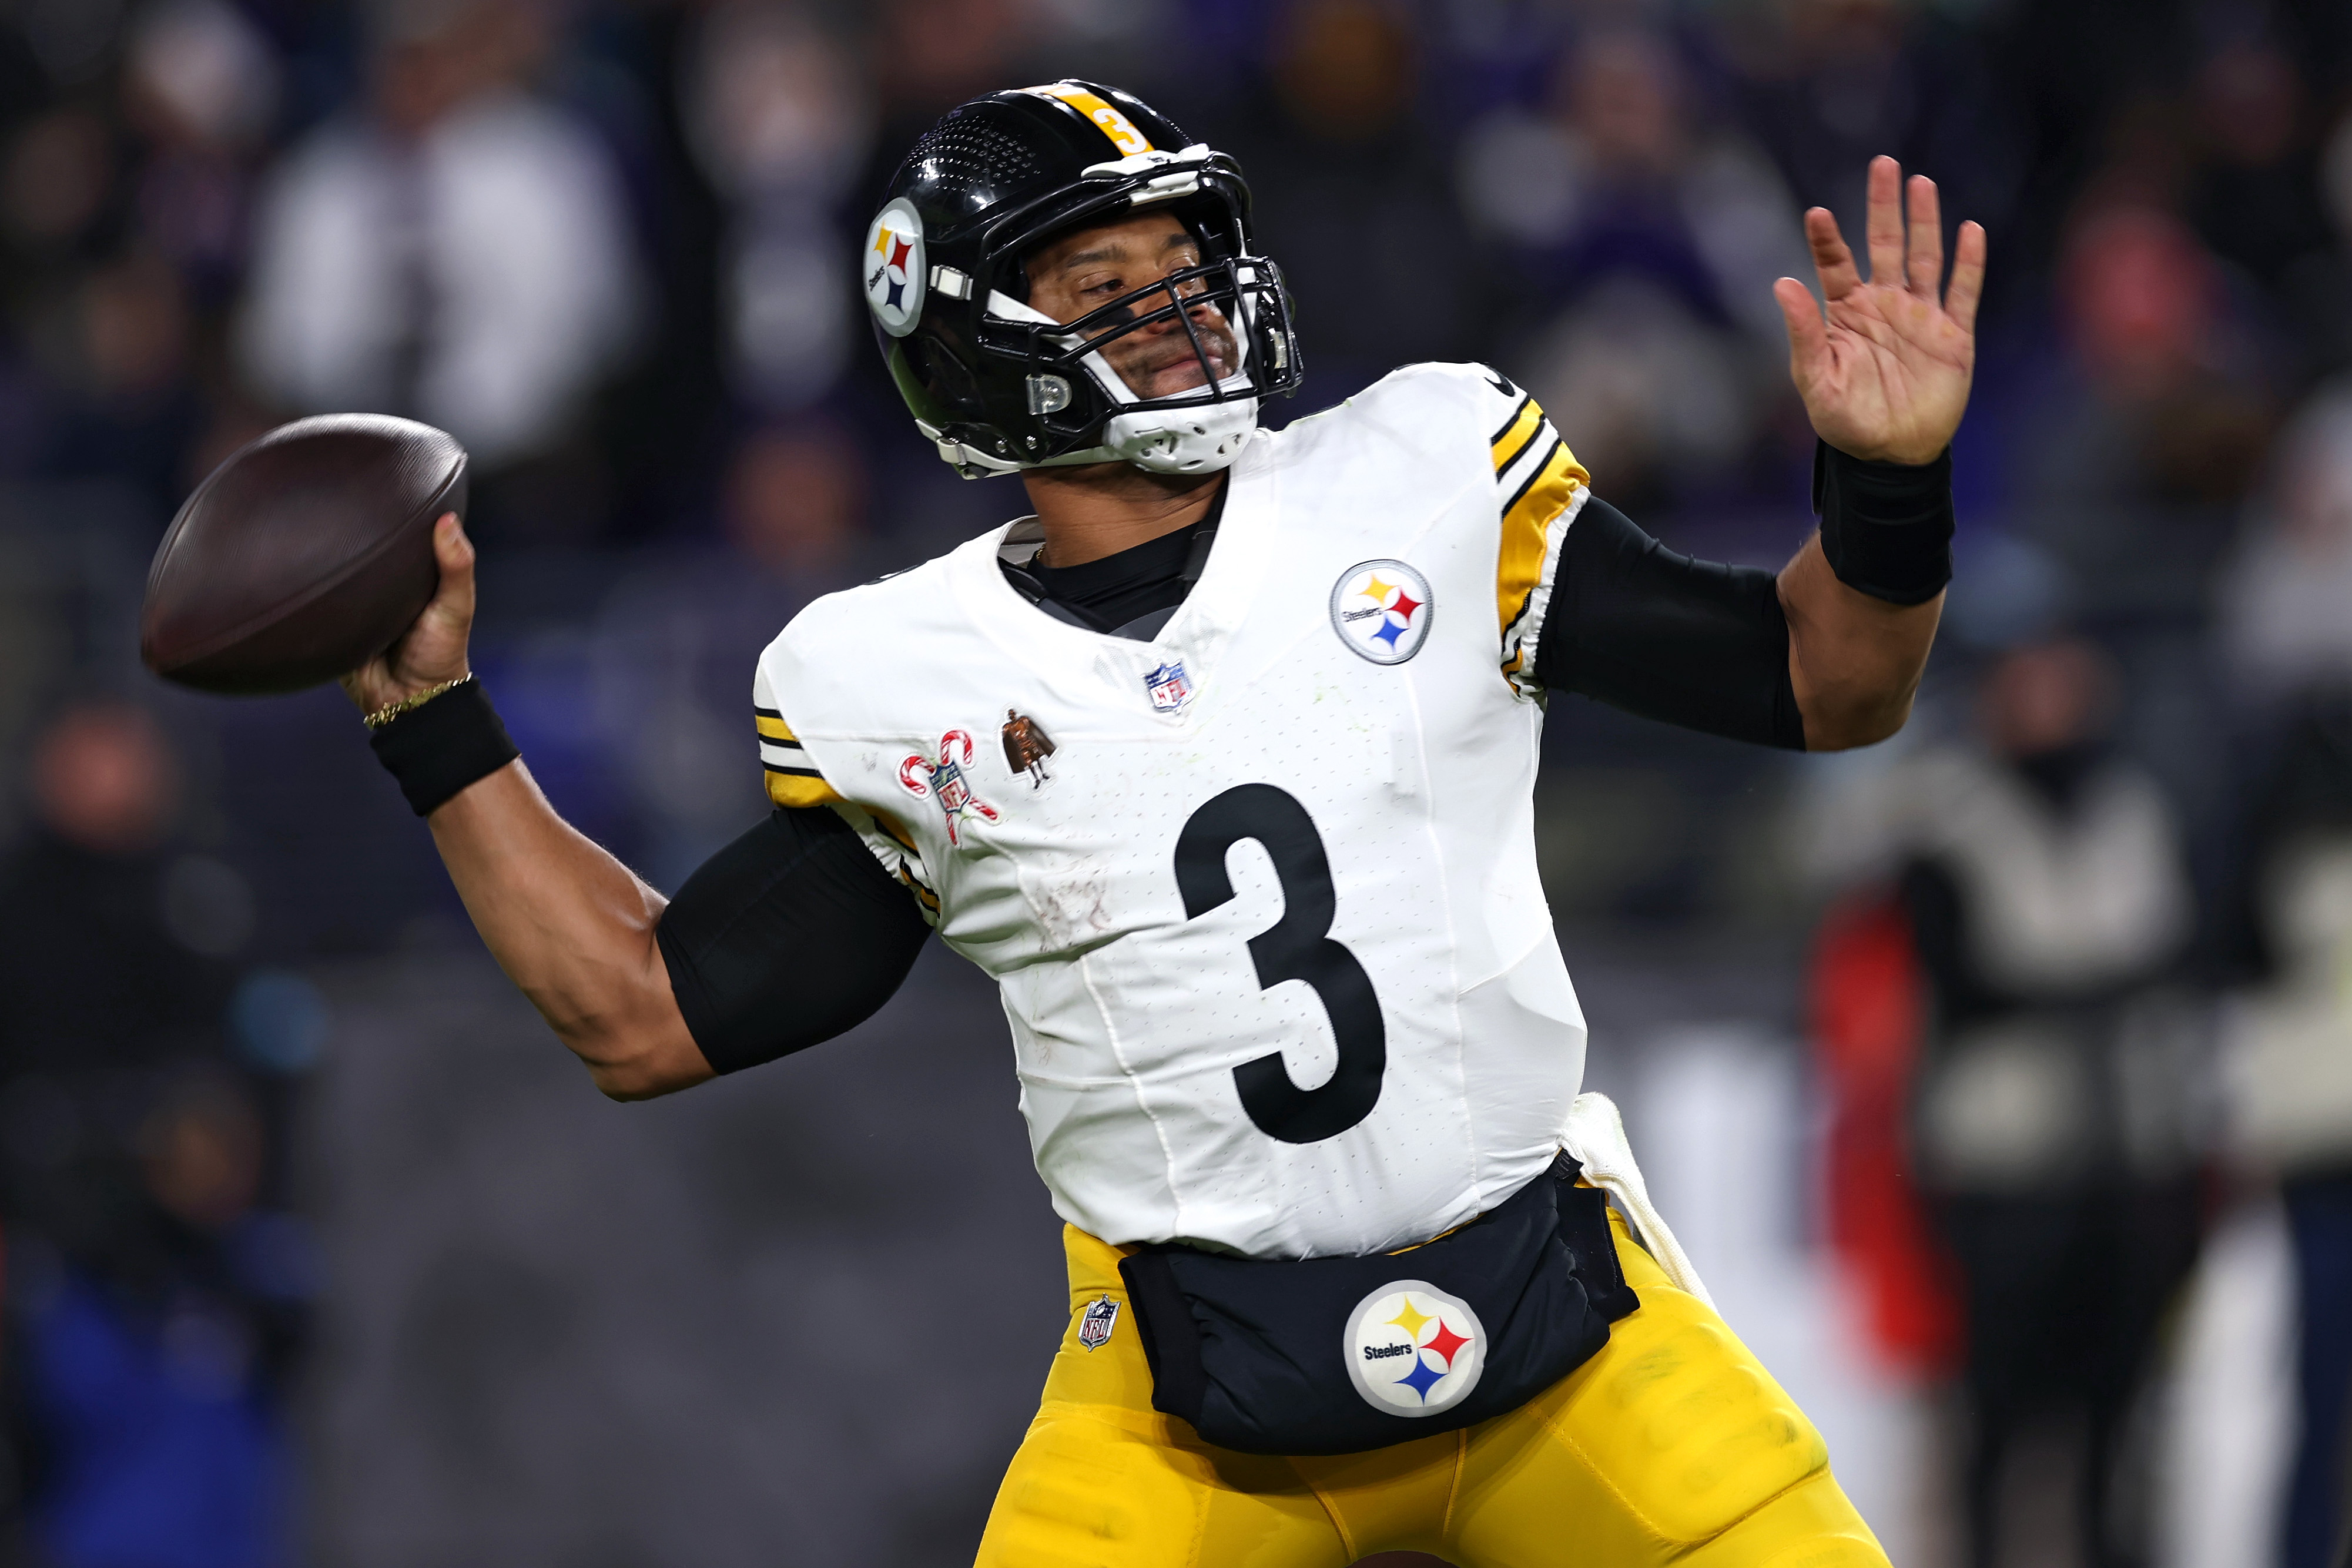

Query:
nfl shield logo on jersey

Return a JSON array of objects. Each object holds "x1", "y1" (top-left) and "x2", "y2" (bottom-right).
[
  {"x1": 1342, "y1": 1279, "x2": 1485, "y2": 1416},
  {"x1": 1077, "y1": 1295, "x2": 1120, "y2": 1351},
  {"x1": 1144, "y1": 661, "x2": 1193, "y2": 713},
  {"x1": 897, "y1": 729, "x2": 1001, "y2": 846},
  {"x1": 1330, "y1": 559, "x2": 1435, "y2": 665}
]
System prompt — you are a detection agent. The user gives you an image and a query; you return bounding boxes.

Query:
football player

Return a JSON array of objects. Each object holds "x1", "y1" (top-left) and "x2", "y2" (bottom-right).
[{"x1": 346, "y1": 82, "x2": 1979, "y2": 1566}]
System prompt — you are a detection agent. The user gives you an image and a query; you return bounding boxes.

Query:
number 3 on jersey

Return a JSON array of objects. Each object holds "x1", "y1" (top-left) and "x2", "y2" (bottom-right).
[{"x1": 1173, "y1": 784, "x2": 1388, "y2": 1144}]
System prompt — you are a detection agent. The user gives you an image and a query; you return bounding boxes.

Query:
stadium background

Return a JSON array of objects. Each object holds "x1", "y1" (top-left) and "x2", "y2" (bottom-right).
[{"x1": 1, "y1": 0, "x2": 2349, "y2": 1563}]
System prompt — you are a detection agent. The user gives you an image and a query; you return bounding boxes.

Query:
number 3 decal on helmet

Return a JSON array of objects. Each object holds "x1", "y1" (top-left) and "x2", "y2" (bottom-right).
[{"x1": 1024, "y1": 83, "x2": 1154, "y2": 158}]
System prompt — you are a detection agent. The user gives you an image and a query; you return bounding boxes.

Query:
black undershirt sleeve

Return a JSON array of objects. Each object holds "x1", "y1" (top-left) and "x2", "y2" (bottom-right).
[
  {"x1": 1533, "y1": 496, "x2": 1807, "y2": 751},
  {"x1": 656, "y1": 806, "x2": 931, "y2": 1075}
]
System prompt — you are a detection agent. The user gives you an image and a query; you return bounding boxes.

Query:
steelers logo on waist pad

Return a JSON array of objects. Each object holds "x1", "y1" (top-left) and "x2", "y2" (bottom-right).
[
  {"x1": 863, "y1": 197, "x2": 927, "y2": 337},
  {"x1": 1330, "y1": 559, "x2": 1434, "y2": 665},
  {"x1": 1343, "y1": 1279, "x2": 1485, "y2": 1417}
]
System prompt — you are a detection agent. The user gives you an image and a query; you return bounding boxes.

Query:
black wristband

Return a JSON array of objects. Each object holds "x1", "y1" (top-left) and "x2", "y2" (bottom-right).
[
  {"x1": 1811, "y1": 441, "x2": 1954, "y2": 605},
  {"x1": 367, "y1": 677, "x2": 520, "y2": 816}
]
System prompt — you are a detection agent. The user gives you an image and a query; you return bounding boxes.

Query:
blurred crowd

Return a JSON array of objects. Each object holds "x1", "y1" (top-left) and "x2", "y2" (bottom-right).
[{"x1": 1, "y1": 0, "x2": 2351, "y2": 1563}]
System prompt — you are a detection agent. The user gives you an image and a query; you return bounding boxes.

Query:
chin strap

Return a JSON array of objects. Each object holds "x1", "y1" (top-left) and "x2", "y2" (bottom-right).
[
  {"x1": 1561, "y1": 1092, "x2": 1716, "y2": 1309},
  {"x1": 975, "y1": 285, "x2": 1260, "y2": 477},
  {"x1": 916, "y1": 416, "x2": 1254, "y2": 481}
]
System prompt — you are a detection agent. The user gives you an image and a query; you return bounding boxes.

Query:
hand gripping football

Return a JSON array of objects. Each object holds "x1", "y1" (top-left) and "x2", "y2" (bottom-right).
[{"x1": 140, "y1": 414, "x2": 467, "y2": 695}]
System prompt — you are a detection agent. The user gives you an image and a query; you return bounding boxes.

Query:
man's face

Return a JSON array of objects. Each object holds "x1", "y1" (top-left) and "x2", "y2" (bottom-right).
[{"x1": 1022, "y1": 212, "x2": 1239, "y2": 401}]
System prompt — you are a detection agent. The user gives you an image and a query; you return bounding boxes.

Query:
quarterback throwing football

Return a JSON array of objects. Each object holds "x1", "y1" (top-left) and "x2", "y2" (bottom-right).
[{"x1": 346, "y1": 82, "x2": 1981, "y2": 1567}]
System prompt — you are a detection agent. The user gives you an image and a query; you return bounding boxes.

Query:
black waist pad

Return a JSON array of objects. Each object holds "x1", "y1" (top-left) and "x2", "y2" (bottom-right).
[{"x1": 1118, "y1": 1162, "x2": 1635, "y2": 1456}]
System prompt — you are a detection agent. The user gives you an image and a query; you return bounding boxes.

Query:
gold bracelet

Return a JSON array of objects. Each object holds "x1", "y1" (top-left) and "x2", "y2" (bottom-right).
[{"x1": 363, "y1": 674, "x2": 473, "y2": 730}]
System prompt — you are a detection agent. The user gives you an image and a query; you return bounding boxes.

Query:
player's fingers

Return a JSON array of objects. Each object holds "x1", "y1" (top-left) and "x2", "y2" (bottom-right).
[
  {"x1": 1774, "y1": 277, "x2": 1828, "y2": 384},
  {"x1": 1864, "y1": 155, "x2": 1904, "y2": 285},
  {"x1": 1944, "y1": 220, "x2": 1988, "y2": 336},
  {"x1": 431, "y1": 512, "x2": 471, "y2": 569},
  {"x1": 1905, "y1": 174, "x2": 1943, "y2": 297},
  {"x1": 1806, "y1": 208, "x2": 1861, "y2": 299},
  {"x1": 428, "y1": 514, "x2": 476, "y2": 624}
]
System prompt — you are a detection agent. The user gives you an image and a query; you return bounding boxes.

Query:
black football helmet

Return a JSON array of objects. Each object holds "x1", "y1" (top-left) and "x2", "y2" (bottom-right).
[{"x1": 862, "y1": 81, "x2": 1302, "y2": 479}]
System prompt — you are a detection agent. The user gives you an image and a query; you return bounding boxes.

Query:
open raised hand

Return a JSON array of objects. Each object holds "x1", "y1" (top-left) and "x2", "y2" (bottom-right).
[{"x1": 1773, "y1": 156, "x2": 1985, "y2": 467}]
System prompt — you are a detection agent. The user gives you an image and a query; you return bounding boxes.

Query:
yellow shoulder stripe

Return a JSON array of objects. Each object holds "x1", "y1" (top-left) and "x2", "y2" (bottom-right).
[
  {"x1": 1025, "y1": 83, "x2": 1153, "y2": 157},
  {"x1": 765, "y1": 773, "x2": 843, "y2": 810},
  {"x1": 755, "y1": 713, "x2": 794, "y2": 743},
  {"x1": 1496, "y1": 436, "x2": 1589, "y2": 658},
  {"x1": 1490, "y1": 397, "x2": 1542, "y2": 474}
]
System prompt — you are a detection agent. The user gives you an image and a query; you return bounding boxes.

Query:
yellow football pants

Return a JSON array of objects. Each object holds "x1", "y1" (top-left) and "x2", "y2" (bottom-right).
[{"x1": 976, "y1": 1208, "x2": 1890, "y2": 1567}]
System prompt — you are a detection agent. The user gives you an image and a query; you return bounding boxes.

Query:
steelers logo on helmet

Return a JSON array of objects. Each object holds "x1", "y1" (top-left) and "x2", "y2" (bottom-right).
[
  {"x1": 1329, "y1": 559, "x2": 1434, "y2": 665},
  {"x1": 1343, "y1": 1279, "x2": 1485, "y2": 1417},
  {"x1": 863, "y1": 197, "x2": 927, "y2": 337}
]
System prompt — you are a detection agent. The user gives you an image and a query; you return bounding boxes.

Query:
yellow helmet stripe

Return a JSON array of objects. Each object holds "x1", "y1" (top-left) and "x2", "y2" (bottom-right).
[{"x1": 1024, "y1": 83, "x2": 1154, "y2": 157}]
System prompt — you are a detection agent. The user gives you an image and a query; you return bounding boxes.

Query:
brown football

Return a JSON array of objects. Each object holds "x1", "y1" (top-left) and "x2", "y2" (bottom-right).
[{"x1": 140, "y1": 414, "x2": 467, "y2": 695}]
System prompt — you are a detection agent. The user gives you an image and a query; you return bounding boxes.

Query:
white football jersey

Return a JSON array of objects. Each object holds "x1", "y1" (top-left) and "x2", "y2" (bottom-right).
[{"x1": 754, "y1": 363, "x2": 1594, "y2": 1259}]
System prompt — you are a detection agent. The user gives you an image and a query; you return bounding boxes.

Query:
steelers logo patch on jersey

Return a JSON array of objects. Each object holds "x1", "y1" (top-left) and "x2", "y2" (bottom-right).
[
  {"x1": 863, "y1": 197, "x2": 926, "y2": 337},
  {"x1": 1344, "y1": 1280, "x2": 1485, "y2": 1416},
  {"x1": 1330, "y1": 559, "x2": 1434, "y2": 665}
]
